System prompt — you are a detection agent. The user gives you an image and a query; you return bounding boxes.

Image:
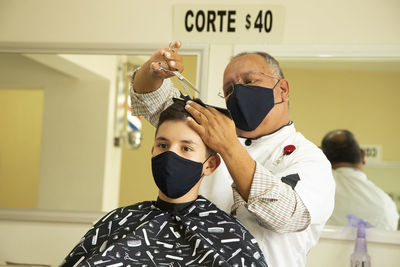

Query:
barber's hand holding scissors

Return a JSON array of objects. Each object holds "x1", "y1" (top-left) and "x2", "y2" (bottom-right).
[
  {"x1": 133, "y1": 41, "x2": 184, "y2": 94},
  {"x1": 149, "y1": 41, "x2": 184, "y2": 79},
  {"x1": 185, "y1": 100, "x2": 256, "y2": 201}
]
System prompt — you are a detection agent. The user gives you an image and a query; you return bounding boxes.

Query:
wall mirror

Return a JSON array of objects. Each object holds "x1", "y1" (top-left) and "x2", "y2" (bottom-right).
[
  {"x1": 279, "y1": 57, "x2": 400, "y2": 231},
  {"x1": 0, "y1": 44, "x2": 207, "y2": 216}
]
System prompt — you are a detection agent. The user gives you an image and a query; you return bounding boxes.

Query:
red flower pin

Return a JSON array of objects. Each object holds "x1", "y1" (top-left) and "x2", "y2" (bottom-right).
[{"x1": 283, "y1": 145, "x2": 296, "y2": 155}]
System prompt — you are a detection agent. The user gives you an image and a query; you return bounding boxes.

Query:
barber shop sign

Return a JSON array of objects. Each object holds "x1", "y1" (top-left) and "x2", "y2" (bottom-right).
[{"x1": 173, "y1": 5, "x2": 285, "y2": 44}]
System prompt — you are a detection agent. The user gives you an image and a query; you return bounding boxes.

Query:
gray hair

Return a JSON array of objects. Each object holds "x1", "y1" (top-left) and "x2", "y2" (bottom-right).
[{"x1": 232, "y1": 52, "x2": 285, "y2": 79}]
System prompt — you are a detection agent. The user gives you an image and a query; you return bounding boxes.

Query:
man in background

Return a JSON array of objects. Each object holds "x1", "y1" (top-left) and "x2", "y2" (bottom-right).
[{"x1": 321, "y1": 129, "x2": 399, "y2": 230}]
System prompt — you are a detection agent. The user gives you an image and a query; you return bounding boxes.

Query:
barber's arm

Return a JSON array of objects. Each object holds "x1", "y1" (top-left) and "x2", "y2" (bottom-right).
[
  {"x1": 185, "y1": 101, "x2": 311, "y2": 232},
  {"x1": 130, "y1": 41, "x2": 183, "y2": 126},
  {"x1": 231, "y1": 162, "x2": 311, "y2": 233}
]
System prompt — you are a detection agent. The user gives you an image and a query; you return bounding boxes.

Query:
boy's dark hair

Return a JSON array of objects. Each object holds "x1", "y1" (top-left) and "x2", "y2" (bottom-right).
[
  {"x1": 156, "y1": 98, "x2": 215, "y2": 157},
  {"x1": 321, "y1": 129, "x2": 362, "y2": 165}
]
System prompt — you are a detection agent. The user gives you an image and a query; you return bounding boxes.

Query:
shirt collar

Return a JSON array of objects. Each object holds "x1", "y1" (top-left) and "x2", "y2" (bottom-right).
[
  {"x1": 333, "y1": 167, "x2": 367, "y2": 180},
  {"x1": 238, "y1": 121, "x2": 295, "y2": 147},
  {"x1": 155, "y1": 197, "x2": 196, "y2": 213}
]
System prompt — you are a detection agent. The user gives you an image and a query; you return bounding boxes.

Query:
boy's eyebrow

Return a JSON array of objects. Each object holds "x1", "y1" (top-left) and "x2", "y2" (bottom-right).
[
  {"x1": 155, "y1": 136, "x2": 198, "y2": 146},
  {"x1": 155, "y1": 136, "x2": 169, "y2": 141},
  {"x1": 181, "y1": 140, "x2": 198, "y2": 145}
]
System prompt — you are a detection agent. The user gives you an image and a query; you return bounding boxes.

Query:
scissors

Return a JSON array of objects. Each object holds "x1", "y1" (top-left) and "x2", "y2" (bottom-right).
[
  {"x1": 152, "y1": 43, "x2": 231, "y2": 118},
  {"x1": 151, "y1": 61, "x2": 200, "y2": 99}
]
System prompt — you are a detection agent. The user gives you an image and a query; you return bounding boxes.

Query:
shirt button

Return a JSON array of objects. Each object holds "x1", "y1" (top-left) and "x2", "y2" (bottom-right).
[{"x1": 245, "y1": 139, "x2": 252, "y2": 146}]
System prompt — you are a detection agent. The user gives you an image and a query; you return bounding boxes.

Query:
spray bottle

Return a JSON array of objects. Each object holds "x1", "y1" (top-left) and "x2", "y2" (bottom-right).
[{"x1": 346, "y1": 214, "x2": 373, "y2": 267}]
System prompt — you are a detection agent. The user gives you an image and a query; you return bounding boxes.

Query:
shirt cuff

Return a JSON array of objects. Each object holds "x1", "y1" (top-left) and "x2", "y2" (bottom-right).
[
  {"x1": 130, "y1": 79, "x2": 177, "y2": 115},
  {"x1": 231, "y1": 161, "x2": 280, "y2": 214}
]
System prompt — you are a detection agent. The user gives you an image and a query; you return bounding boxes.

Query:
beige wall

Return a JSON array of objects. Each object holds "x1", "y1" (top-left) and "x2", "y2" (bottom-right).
[
  {"x1": 0, "y1": 54, "x2": 110, "y2": 211},
  {"x1": 0, "y1": 0, "x2": 399, "y2": 45},
  {"x1": 0, "y1": 89, "x2": 43, "y2": 208},
  {"x1": 307, "y1": 236, "x2": 400, "y2": 267},
  {"x1": 282, "y1": 62, "x2": 400, "y2": 161},
  {"x1": 0, "y1": 220, "x2": 90, "y2": 265}
]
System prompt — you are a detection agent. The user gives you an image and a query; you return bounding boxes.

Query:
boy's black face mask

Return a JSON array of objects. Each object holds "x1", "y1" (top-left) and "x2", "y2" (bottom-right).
[
  {"x1": 226, "y1": 83, "x2": 282, "y2": 131},
  {"x1": 151, "y1": 151, "x2": 204, "y2": 199}
]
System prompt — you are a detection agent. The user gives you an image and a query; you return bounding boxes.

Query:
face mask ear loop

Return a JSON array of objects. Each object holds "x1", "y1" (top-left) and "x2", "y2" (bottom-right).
[
  {"x1": 201, "y1": 152, "x2": 217, "y2": 176},
  {"x1": 272, "y1": 79, "x2": 284, "y2": 105}
]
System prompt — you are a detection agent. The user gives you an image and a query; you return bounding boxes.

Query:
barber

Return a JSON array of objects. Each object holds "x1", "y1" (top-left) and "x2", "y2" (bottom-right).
[{"x1": 130, "y1": 41, "x2": 335, "y2": 267}]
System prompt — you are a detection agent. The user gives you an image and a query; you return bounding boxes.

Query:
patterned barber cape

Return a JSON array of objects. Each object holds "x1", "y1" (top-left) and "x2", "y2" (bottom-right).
[{"x1": 60, "y1": 196, "x2": 268, "y2": 267}]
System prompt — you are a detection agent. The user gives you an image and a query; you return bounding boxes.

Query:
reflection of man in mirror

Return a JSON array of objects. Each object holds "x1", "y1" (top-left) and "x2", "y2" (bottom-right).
[
  {"x1": 130, "y1": 41, "x2": 336, "y2": 267},
  {"x1": 60, "y1": 100, "x2": 268, "y2": 267},
  {"x1": 321, "y1": 129, "x2": 399, "y2": 230}
]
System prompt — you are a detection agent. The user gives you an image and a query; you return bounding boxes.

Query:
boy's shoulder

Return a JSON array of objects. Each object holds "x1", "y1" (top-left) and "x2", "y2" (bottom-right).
[
  {"x1": 192, "y1": 196, "x2": 247, "y2": 227},
  {"x1": 95, "y1": 200, "x2": 157, "y2": 225}
]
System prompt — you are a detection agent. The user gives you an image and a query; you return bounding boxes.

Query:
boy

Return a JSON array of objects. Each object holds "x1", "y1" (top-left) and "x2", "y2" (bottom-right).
[{"x1": 60, "y1": 99, "x2": 268, "y2": 267}]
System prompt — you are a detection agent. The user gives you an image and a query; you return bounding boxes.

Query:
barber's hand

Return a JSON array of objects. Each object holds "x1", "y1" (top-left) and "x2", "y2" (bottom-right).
[
  {"x1": 133, "y1": 41, "x2": 184, "y2": 94},
  {"x1": 185, "y1": 101, "x2": 239, "y2": 155},
  {"x1": 147, "y1": 41, "x2": 184, "y2": 80}
]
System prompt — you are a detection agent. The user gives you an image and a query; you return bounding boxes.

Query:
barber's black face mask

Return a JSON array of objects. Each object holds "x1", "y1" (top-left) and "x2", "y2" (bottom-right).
[
  {"x1": 151, "y1": 151, "x2": 204, "y2": 199},
  {"x1": 226, "y1": 83, "x2": 282, "y2": 131}
]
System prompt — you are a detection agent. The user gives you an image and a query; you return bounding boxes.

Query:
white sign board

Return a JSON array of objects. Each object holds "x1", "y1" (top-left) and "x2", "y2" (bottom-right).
[
  {"x1": 360, "y1": 144, "x2": 382, "y2": 163},
  {"x1": 173, "y1": 5, "x2": 285, "y2": 44}
]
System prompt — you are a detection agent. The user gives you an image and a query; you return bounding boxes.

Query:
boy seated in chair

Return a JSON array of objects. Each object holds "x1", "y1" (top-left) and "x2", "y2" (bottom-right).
[{"x1": 61, "y1": 99, "x2": 268, "y2": 267}]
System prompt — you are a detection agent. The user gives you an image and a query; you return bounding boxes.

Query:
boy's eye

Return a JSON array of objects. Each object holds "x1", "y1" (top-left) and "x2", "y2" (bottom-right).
[
  {"x1": 157, "y1": 143, "x2": 168, "y2": 149},
  {"x1": 182, "y1": 146, "x2": 192, "y2": 152}
]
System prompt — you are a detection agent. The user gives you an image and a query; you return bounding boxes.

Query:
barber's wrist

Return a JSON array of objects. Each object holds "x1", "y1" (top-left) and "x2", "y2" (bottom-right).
[
  {"x1": 220, "y1": 138, "x2": 242, "y2": 159},
  {"x1": 130, "y1": 66, "x2": 141, "y2": 92},
  {"x1": 133, "y1": 61, "x2": 163, "y2": 94}
]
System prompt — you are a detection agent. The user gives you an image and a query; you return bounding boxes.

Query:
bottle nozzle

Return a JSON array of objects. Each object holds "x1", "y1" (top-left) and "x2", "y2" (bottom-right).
[{"x1": 346, "y1": 214, "x2": 373, "y2": 238}]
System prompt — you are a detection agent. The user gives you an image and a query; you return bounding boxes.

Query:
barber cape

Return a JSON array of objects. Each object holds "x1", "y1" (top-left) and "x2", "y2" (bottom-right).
[
  {"x1": 199, "y1": 123, "x2": 335, "y2": 267},
  {"x1": 60, "y1": 196, "x2": 268, "y2": 267}
]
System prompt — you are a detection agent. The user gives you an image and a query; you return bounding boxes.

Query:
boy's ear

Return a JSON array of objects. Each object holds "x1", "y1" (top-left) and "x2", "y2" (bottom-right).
[
  {"x1": 203, "y1": 154, "x2": 221, "y2": 176},
  {"x1": 151, "y1": 146, "x2": 154, "y2": 154}
]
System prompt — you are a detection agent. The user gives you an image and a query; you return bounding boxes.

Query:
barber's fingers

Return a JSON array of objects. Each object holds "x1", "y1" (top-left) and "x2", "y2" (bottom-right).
[
  {"x1": 205, "y1": 105, "x2": 222, "y2": 117},
  {"x1": 146, "y1": 49, "x2": 172, "y2": 79},
  {"x1": 149, "y1": 61, "x2": 173, "y2": 79},
  {"x1": 185, "y1": 103, "x2": 209, "y2": 126},
  {"x1": 186, "y1": 117, "x2": 206, "y2": 137},
  {"x1": 169, "y1": 41, "x2": 182, "y2": 52},
  {"x1": 147, "y1": 41, "x2": 184, "y2": 79},
  {"x1": 162, "y1": 48, "x2": 184, "y2": 73},
  {"x1": 185, "y1": 101, "x2": 214, "y2": 121}
]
